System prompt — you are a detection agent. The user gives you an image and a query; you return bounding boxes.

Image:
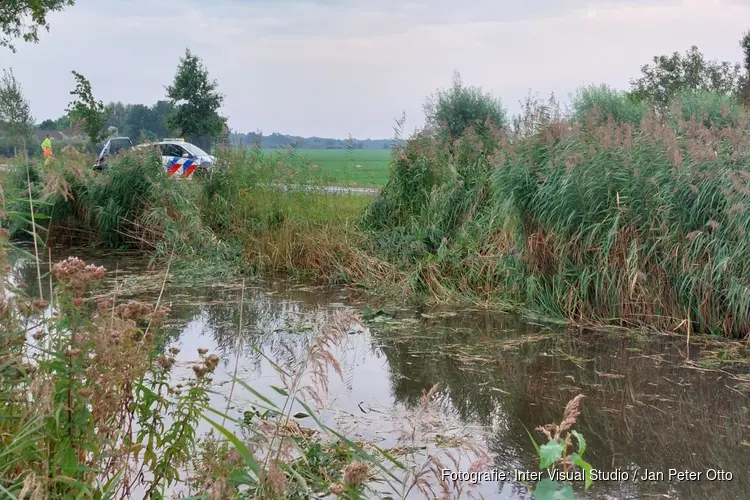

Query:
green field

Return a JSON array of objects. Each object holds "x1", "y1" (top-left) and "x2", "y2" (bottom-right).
[{"x1": 263, "y1": 148, "x2": 392, "y2": 187}]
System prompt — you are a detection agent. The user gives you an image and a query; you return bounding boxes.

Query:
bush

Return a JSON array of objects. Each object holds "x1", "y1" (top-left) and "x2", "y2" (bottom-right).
[
  {"x1": 570, "y1": 84, "x2": 648, "y2": 126},
  {"x1": 424, "y1": 71, "x2": 506, "y2": 140}
]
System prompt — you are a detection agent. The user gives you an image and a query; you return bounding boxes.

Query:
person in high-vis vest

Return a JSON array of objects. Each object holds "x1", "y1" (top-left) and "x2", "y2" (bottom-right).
[
  {"x1": 41, "y1": 134, "x2": 53, "y2": 169},
  {"x1": 41, "y1": 134, "x2": 53, "y2": 159}
]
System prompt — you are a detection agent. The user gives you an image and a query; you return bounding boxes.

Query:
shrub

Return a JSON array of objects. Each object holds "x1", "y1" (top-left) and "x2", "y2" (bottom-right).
[
  {"x1": 424, "y1": 71, "x2": 506, "y2": 141},
  {"x1": 570, "y1": 84, "x2": 648, "y2": 126}
]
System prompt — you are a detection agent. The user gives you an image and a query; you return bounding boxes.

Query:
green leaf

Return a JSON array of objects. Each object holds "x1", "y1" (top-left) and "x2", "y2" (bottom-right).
[
  {"x1": 293, "y1": 412, "x2": 309, "y2": 419},
  {"x1": 232, "y1": 378, "x2": 281, "y2": 410},
  {"x1": 523, "y1": 424, "x2": 541, "y2": 455},
  {"x1": 534, "y1": 479, "x2": 558, "y2": 500},
  {"x1": 571, "y1": 430, "x2": 586, "y2": 456},
  {"x1": 270, "y1": 385, "x2": 289, "y2": 397},
  {"x1": 555, "y1": 483, "x2": 575, "y2": 500},
  {"x1": 570, "y1": 452, "x2": 593, "y2": 490},
  {"x1": 60, "y1": 445, "x2": 78, "y2": 477},
  {"x1": 202, "y1": 414, "x2": 260, "y2": 476},
  {"x1": 371, "y1": 444, "x2": 407, "y2": 469},
  {"x1": 0, "y1": 484, "x2": 17, "y2": 500},
  {"x1": 539, "y1": 441, "x2": 564, "y2": 469},
  {"x1": 228, "y1": 468, "x2": 256, "y2": 486},
  {"x1": 279, "y1": 462, "x2": 310, "y2": 493},
  {"x1": 100, "y1": 469, "x2": 125, "y2": 499},
  {"x1": 52, "y1": 475, "x2": 91, "y2": 492},
  {"x1": 534, "y1": 479, "x2": 575, "y2": 500}
]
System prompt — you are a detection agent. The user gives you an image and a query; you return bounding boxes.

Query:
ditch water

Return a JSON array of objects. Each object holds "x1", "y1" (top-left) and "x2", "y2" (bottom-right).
[{"x1": 7, "y1": 246, "x2": 750, "y2": 500}]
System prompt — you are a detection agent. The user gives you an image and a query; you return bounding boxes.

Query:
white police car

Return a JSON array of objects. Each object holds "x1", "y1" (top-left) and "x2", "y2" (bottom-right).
[{"x1": 94, "y1": 137, "x2": 216, "y2": 179}]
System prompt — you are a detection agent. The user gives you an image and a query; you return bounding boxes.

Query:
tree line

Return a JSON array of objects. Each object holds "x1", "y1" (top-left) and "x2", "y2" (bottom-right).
[
  {"x1": 230, "y1": 132, "x2": 392, "y2": 150},
  {"x1": 38, "y1": 101, "x2": 173, "y2": 142}
]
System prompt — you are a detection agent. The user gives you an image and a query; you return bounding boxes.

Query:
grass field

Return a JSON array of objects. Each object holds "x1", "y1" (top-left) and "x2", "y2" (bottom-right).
[{"x1": 262, "y1": 148, "x2": 392, "y2": 187}]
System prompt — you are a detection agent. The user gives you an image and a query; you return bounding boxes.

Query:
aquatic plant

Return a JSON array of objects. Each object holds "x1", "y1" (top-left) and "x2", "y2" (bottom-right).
[
  {"x1": 528, "y1": 394, "x2": 591, "y2": 500},
  {"x1": 361, "y1": 88, "x2": 750, "y2": 338}
]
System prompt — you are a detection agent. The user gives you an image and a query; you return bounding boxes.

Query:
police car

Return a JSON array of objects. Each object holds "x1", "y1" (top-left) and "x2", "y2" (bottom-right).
[{"x1": 94, "y1": 137, "x2": 216, "y2": 179}]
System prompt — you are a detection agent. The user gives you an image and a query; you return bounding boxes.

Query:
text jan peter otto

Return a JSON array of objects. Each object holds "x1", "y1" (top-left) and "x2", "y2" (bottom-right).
[{"x1": 442, "y1": 468, "x2": 734, "y2": 484}]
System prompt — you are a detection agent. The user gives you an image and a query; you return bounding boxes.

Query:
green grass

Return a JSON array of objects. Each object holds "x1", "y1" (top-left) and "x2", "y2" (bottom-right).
[
  {"x1": 262, "y1": 148, "x2": 391, "y2": 187},
  {"x1": 241, "y1": 189, "x2": 372, "y2": 226}
]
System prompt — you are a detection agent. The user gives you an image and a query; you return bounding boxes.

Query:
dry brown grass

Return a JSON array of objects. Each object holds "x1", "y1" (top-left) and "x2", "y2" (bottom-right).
[{"x1": 242, "y1": 219, "x2": 402, "y2": 286}]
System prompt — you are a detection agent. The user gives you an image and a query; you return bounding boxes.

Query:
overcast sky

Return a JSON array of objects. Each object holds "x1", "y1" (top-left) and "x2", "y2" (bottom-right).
[{"x1": 1, "y1": 0, "x2": 748, "y2": 138}]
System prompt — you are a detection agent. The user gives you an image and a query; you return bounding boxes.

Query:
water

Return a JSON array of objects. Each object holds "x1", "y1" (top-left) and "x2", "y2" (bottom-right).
[
  {"x1": 7, "y1": 246, "x2": 750, "y2": 499},
  {"x1": 259, "y1": 183, "x2": 380, "y2": 196}
]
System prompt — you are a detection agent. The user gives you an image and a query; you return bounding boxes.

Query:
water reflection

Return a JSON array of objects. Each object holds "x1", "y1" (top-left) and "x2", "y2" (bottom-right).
[
  {"x1": 8, "y1": 246, "x2": 750, "y2": 500},
  {"x1": 373, "y1": 315, "x2": 750, "y2": 499}
]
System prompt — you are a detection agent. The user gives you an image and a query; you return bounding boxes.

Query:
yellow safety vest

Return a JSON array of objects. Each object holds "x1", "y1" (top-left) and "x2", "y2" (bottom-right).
[{"x1": 41, "y1": 137, "x2": 52, "y2": 158}]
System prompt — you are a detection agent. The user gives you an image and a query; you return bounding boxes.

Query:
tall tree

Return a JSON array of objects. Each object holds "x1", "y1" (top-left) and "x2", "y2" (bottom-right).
[
  {"x1": 148, "y1": 100, "x2": 173, "y2": 139},
  {"x1": 38, "y1": 118, "x2": 56, "y2": 129},
  {"x1": 166, "y1": 48, "x2": 225, "y2": 150},
  {"x1": 66, "y1": 71, "x2": 110, "y2": 147},
  {"x1": 104, "y1": 101, "x2": 129, "y2": 134},
  {"x1": 121, "y1": 103, "x2": 151, "y2": 141},
  {"x1": 628, "y1": 46, "x2": 744, "y2": 110},
  {"x1": 0, "y1": 1, "x2": 75, "y2": 52},
  {"x1": 0, "y1": 68, "x2": 35, "y2": 156}
]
